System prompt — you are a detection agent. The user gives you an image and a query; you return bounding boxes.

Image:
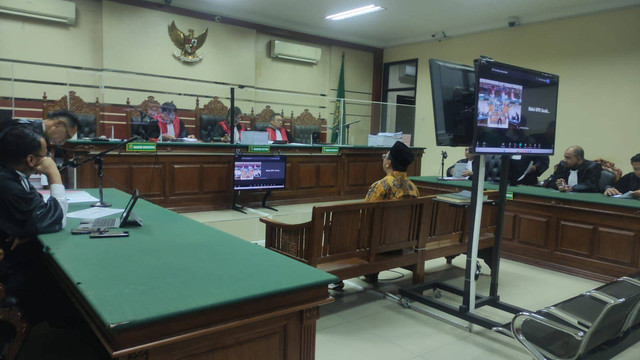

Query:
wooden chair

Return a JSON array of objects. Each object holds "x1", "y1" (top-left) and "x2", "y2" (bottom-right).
[
  {"x1": 594, "y1": 158, "x2": 623, "y2": 181},
  {"x1": 0, "y1": 278, "x2": 29, "y2": 360},
  {"x1": 195, "y1": 96, "x2": 228, "y2": 142},
  {"x1": 250, "y1": 105, "x2": 279, "y2": 132},
  {"x1": 125, "y1": 96, "x2": 161, "y2": 138},
  {"x1": 291, "y1": 109, "x2": 322, "y2": 144},
  {"x1": 43, "y1": 91, "x2": 101, "y2": 138}
]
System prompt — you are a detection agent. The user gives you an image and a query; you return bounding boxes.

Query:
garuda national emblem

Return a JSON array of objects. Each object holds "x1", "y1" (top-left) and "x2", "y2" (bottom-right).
[{"x1": 168, "y1": 21, "x2": 209, "y2": 63}]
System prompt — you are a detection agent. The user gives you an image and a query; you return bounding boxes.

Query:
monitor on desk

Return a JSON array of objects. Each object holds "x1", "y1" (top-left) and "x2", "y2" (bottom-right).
[
  {"x1": 233, "y1": 155, "x2": 286, "y2": 190},
  {"x1": 472, "y1": 58, "x2": 559, "y2": 155}
]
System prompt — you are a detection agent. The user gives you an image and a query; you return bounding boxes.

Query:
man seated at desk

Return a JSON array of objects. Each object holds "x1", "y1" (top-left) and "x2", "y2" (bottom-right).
[
  {"x1": 147, "y1": 102, "x2": 192, "y2": 141},
  {"x1": 543, "y1": 145, "x2": 601, "y2": 192},
  {"x1": 0, "y1": 125, "x2": 74, "y2": 349},
  {"x1": 447, "y1": 147, "x2": 474, "y2": 178},
  {"x1": 604, "y1": 153, "x2": 640, "y2": 198},
  {"x1": 365, "y1": 141, "x2": 419, "y2": 201},
  {"x1": 211, "y1": 106, "x2": 245, "y2": 143},
  {"x1": 509, "y1": 155, "x2": 549, "y2": 186},
  {"x1": 0, "y1": 109, "x2": 79, "y2": 147},
  {"x1": 267, "y1": 113, "x2": 291, "y2": 144}
]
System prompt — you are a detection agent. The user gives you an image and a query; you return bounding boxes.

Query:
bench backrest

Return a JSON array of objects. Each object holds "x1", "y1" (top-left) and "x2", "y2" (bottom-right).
[{"x1": 308, "y1": 196, "x2": 435, "y2": 266}]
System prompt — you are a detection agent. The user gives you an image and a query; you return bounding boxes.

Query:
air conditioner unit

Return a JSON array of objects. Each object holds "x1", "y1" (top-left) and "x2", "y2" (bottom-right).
[
  {"x1": 0, "y1": 0, "x2": 76, "y2": 25},
  {"x1": 270, "y1": 40, "x2": 322, "y2": 64},
  {"x1": 398, "y1": 64, "x2": 416, "y2": 84}
]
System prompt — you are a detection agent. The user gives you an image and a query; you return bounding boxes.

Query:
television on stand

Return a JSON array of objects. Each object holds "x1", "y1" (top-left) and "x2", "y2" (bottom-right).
[
  {"x1": 429, "y1": 58, "x2": 476, "y2": 147},
  {"x1": 472, "y1": 58, "x2": 559, "y2": 156},
  {"x1": 232, "y1": 154, "x2": 286, "y2": 212}
]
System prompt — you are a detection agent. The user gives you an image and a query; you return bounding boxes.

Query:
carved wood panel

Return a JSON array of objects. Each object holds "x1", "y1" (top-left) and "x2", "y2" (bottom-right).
[
  {"x1": 595, "y1": 227, "x2": 637, "y2": 265},
  {"x1": 347, "y1": 162, "x2": 366, "y2": 186},
  {"x1": 101, "y1": 164, "x2": 130, "y2": 190},
  {"x1": 557, "y1": 221, "x2": 594, "y2": 256},
  {"x1": 132, "y1": 164, "x2": 165, "y2": 198},
  {"x1": 517, "y1": 214, "x2": 550, "y2": 248},
  {"x1": 203, "y1": 164, "x2": 231, "y2": 193},
  {"x1": 297, "y1": 163, "x2": 319, "y2": 189},
  {"x1": 170, "y1": 164, "x2": 203, "y2": 196},
  {"x1": 502, "y1": 212, "x2": 516, "y2": 241},
  {"x1": 317, "y1": 163, "x2": 338, "y2": 188}
]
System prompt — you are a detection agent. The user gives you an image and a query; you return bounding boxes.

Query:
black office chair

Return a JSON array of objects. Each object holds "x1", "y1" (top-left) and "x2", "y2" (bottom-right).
[
  {"x1": 599, "y1": 168, "x2": 617, "y2": 192},
  {"x1": 76, "y1": 113, "x2": 97, "y2": 139},
  {"x1": 199, "y1": 114, "x2": 225, "y2": 142}
]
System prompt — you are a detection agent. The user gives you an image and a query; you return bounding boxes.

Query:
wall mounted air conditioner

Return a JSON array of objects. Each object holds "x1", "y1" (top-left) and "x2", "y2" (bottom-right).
[
  {"x1": 270, "y1": 40, "x2": 322, "y2": 64},
  {"x1": 0, "y1": 0, "x2": 76, "y2": 25}
]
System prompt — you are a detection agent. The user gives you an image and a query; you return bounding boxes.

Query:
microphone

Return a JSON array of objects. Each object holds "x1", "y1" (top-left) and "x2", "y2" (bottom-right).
[
  {"x1": 441, "y1": 150, "x2": 448, "y2": 160},
  {"x1": 57, "y1": 158, "x2": 78, "y2": 171}
]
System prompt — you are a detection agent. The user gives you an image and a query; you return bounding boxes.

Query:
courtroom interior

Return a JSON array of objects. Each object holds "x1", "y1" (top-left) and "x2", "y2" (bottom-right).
[{"x1": 1, "y1": 0, "x2": 640, "y2": 359}]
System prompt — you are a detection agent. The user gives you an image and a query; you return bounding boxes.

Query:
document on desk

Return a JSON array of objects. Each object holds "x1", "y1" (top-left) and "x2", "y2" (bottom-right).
[
  {"x1": 452, "y1": 162, "x2": 470, "y2": 178},
  {"x1": 612, "y1": 191, "x2": 636, "y2": 199},
  {"x1": 66, "y1": 207, "x2": 124, "y2": 219},
  {"x1": 39, "y1": 190, "x2": 100, "y2": 203}
]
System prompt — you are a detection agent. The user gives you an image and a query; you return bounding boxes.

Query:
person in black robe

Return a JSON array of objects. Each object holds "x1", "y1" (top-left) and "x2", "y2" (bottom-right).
[
  {"x1": 509, "y1": 155, "x2": 549, "y2": 186},
  {"x1": 604, "y1": 153, "x2": 640, "y2": 198},
  {"x1": 0, "y1": 125, "x2": 73, "y2": 345},
  {"x1": 543, "y1": 145, "x2": 601, "y2": 192}
]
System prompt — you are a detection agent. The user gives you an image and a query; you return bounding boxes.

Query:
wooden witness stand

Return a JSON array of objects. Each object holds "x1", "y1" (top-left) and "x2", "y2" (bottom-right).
[{"x1": 399, "y1": 155, "x2": 528, "y2": 331}]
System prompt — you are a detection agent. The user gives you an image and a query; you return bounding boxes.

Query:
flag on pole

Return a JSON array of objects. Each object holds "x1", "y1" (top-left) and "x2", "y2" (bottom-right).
[{"x1": 331, "y1": 54, "x2": 345, "y2": 143}]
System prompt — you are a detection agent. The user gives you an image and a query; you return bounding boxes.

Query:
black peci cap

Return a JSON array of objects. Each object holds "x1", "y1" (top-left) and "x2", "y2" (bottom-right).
[{"x1": 389, "y1": 141, "x2": 414, "y2": 168}]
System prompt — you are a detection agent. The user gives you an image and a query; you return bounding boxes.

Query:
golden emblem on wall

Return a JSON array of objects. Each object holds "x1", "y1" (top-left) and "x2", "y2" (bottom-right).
[{"x1": 168, "y1": 21, "x2": 209, "y2": 63}]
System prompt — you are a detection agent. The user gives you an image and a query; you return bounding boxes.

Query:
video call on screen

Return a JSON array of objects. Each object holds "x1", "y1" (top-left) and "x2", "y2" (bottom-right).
[
  {"x1": 474, "y1": 61, "x2": 559, "y2": 155},
  {"x1": 233, "y1": 156, "x2": 286, "y2": 190}
]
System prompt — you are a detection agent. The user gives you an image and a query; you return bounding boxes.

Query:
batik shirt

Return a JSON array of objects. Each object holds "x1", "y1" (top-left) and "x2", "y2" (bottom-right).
[{"x1": 365, "y1": 171, "x2": 420, "y2": 201}]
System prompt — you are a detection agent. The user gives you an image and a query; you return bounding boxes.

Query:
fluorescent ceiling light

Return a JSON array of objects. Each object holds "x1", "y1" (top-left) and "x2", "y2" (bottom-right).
[{"x1": 325, "y1": 4, "x2": 385, "y2": 21}]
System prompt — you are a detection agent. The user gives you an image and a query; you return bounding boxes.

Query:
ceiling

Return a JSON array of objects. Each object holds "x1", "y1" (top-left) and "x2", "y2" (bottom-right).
[{"x1": 148, "y1": 0, "x2": 640, "y2": 48}]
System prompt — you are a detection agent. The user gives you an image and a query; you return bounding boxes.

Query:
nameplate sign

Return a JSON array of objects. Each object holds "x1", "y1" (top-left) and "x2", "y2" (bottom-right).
[
  {"x1": 249, "y1": 145, "x2": 270, "y2": 153},
  {"x1": 321, "y1": 147, "x2": 339, "y2": 154},
  {"x1": 506, "y1": 192, "x2": 514, "y2": 200},
  {"x1": 126, "y1": 143, "x2": 157, "y2": 152}
]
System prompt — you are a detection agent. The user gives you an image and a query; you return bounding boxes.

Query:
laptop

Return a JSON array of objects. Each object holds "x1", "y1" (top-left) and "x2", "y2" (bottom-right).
[{"x1": 79, "y1": 190, "x2": 143, "y2": 229}]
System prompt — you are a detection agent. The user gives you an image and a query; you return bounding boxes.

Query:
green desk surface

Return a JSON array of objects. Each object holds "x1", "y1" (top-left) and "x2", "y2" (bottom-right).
[
  {"x1": 410, "y1": 176, "x2": 640, "y2": 210},
  {"x1": 38, "y1": 188, "x2": 337, "y2": 332},
  {"x1": 67, "y1": 139, "x2": 425, "y2": 151}
]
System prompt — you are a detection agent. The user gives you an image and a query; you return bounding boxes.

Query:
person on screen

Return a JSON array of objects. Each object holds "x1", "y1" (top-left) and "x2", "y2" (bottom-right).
[
  {"x1": 447, "y1": 147, "x2": 474, "y2": 178},
  {"x1": 147, "y1": 102, "x2": 191, "y2": 141},
  {"x1": 211, "y1": 106, "x2": 245, "y2": 143},
  {"x1": 543, "y1": 145, "x2": 601, "y2": 192},
  {"x1": 604, "y1": 153, "x2": 640, "y2": 198},
  {"x1": 267, "y1": 113, "x2": 291, "y2": 143},
  {"x1": 365, "y1": 141, "x2": 419, "y2": 201},
  {"x1": 0, "y1": 109, "x2": 79, "y2": 147},
  {"x1": 0, "y1": 125, "x2": 75, "y2": 341}
]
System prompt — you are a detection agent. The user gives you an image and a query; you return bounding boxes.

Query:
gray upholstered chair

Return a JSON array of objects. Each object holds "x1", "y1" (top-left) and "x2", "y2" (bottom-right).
[
  {"x1": 291, "y1": 109, "x2": 321, "y2": 144},
  {"x1": 43, "y1": 91, "x2": 101, "y2": 139},
  {"x1": 195, "y1": 97, "x2": 228, "y2": 142}
]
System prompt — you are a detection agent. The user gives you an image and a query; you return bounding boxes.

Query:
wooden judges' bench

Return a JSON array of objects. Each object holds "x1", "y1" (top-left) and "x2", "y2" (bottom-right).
[
  {"x1": 412, "y1": 176, "x2": 640, "y2": 282},
  {"x1": 62, "y1": 141, "x2": 424, "y2": 212}
]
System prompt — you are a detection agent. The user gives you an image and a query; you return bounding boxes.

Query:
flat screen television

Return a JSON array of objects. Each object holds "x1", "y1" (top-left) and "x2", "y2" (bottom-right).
[
  {"x1": 429, "y1": 58, "x2": 475, "y2": 147},
  {"x1": 472, "y1": 58, "x2": 559, "y2": 155},
  {"x1": 233, "y1": 155, "x2": 286, "y2": 191}
]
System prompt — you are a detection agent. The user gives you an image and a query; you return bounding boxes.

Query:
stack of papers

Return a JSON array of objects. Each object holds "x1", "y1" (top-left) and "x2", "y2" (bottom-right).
[{"x1": 39, "y1": 190, "x2": 100, "y2": 204}]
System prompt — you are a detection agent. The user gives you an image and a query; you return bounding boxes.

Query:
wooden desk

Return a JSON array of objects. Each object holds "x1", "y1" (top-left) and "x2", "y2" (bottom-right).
[
  {"x1": 63, "y1": 141, "x2": 424, "y2": 212},
  {"x1": 38, "y1": 189, "x2": 337, "y2": 359},
  {"x1": 412, "y1": 176, "x2": 640, "y2": 282}
]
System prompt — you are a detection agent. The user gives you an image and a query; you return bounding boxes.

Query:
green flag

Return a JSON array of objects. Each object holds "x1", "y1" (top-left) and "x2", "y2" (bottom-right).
[{"x1": 332, "y1": 54, "x2": 345, "y2": 143}]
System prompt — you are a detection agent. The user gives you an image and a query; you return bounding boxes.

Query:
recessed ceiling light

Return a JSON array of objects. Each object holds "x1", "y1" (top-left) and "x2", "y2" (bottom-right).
[{"x1": 325, "y1": 4, "x2": 385, "y2": 21}]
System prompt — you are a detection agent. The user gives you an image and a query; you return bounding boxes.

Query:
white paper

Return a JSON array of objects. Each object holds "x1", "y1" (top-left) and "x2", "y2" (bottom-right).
[
  {"x1": 40, "y1": 190, "x2": 100, "y2": 203},
  {"x1": 66, "y1": 207, "x2": 124, "y2": 219},
  {"x1": 612, "y1": 191, "x2": 636, "y2": 199},
  {"x1": 517, "y1": 161, "x2": 534, "y2": 181},
  {"x1": 453, "y1": 162, "x2": 469, "y2": 178}
]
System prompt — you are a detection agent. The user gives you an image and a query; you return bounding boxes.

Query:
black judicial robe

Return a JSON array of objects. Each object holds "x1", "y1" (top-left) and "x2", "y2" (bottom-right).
[
  {"x1": 544, "y1": 160, "x2": 602, "y2": 193},
  {"x1": 609, "y1": 172, "x2": 640, "y2": 193}
]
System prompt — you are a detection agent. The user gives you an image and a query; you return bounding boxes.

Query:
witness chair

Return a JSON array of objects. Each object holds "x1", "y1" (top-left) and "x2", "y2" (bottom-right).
[
  {"x1": 43, "y1": 91, "x2": 101, "y2": 139},
  {"x1": 126, "y1": 96, "x2": 161, "y2": 139},
  {"x1": 291, "y1": 109, "x2": 321, "y2": 144},
  {"x1": 195, "y1": 96, "x2": 228, "y2": 142},
  {"x1": 494, "y1": 277, "x2": 640, "y2": 360}
]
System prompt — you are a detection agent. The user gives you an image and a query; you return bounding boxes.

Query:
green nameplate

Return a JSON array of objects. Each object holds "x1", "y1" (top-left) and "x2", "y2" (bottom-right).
[
  {"x1": 322, "y1": 147, "x2": 339, "y2": 154},
  {"x1": 249, "y1": 145, "x2": 270, "y2": 153},
  {"x1": 506, "y1": 192, "x2": 514, "y2": 200},
  {"x1": 126, "y1": 142, "x2": 157, "y2": 152}
]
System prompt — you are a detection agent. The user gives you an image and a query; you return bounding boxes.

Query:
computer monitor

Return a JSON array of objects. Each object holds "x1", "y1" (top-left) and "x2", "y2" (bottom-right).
[
  {"x1": 233, "y1": 155, "x2": 286, "y2": 191},
  {"x1": 429, "y1": 59, "x2": 475, "y2": 147},
  {"x1": 472, "y1": 58, "x2": 559, "y2": 155}
]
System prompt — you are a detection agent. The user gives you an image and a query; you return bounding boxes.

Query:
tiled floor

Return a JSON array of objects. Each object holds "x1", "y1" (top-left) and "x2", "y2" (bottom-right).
[{"x1": 16, "y1": 201, "x2": 640, "y2": 359}]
